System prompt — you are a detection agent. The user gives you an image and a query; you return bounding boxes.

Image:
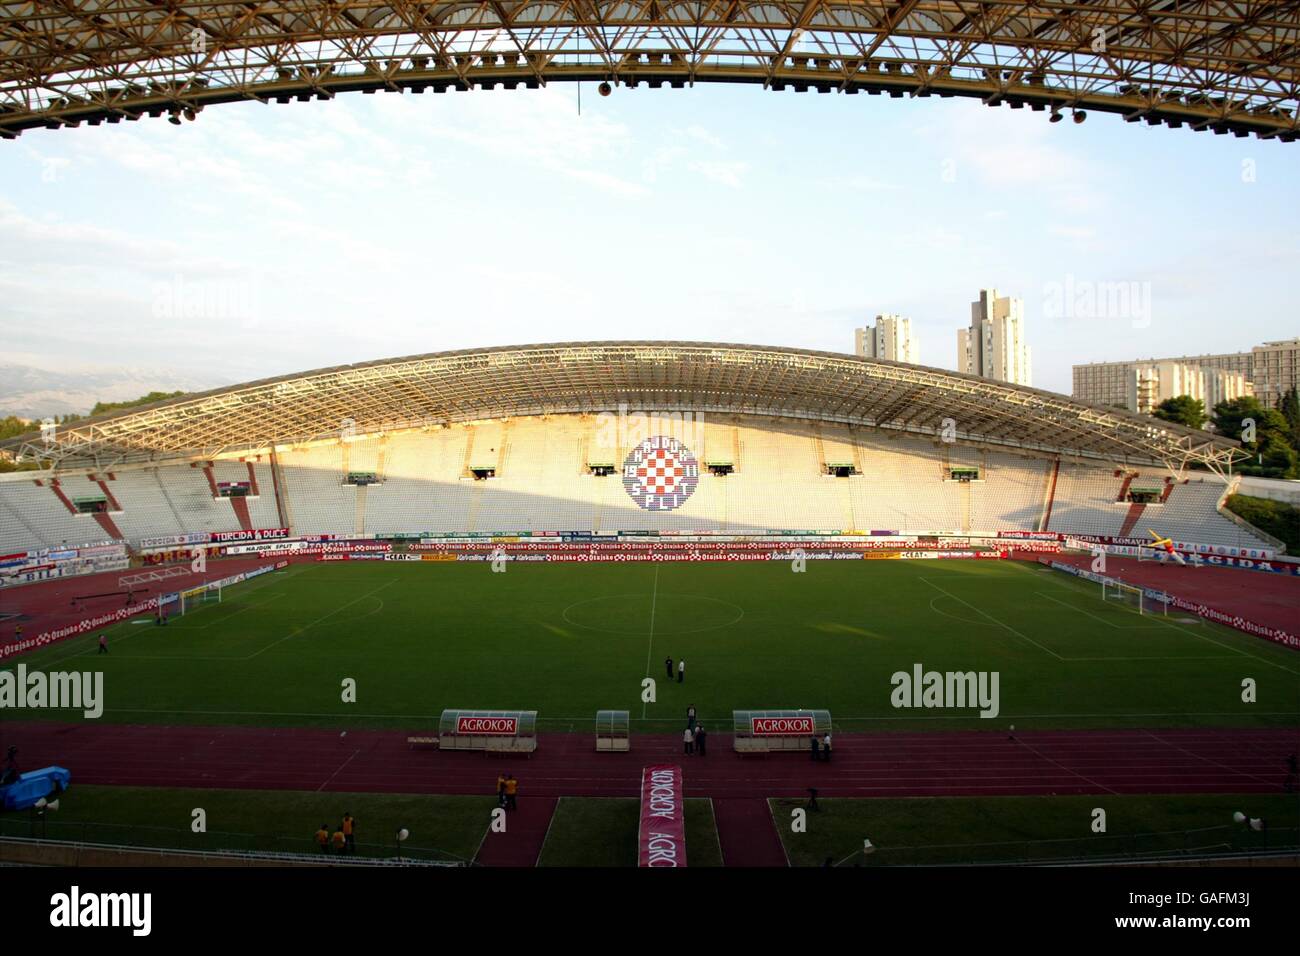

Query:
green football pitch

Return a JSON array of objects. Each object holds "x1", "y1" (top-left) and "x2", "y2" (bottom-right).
[{"x1": 7, "y1": 559, "x2": 1299, "y2": 732}]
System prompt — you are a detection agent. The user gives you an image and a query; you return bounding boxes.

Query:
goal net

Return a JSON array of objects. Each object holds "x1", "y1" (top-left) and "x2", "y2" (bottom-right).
[
  {"x1": 1101, "y1": 579, "x2": 1167, "y2": 616},
  {"x1": 164, "y1": 584, "x2": 222, "y2": 621}
]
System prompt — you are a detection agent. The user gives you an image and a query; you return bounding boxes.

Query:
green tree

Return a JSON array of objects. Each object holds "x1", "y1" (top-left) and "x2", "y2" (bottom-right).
[
  {"x1": 1211, "y1": 396, "x2": 1286, "y2": 443},
  {"x1": 1211, "y1": 396, "x2": 1300, "y2": 477},
  {"x1": 1280, "y1": 387, "x2": 1300, "y2": 448},
  {"x1": 90, "y1": 390, "x2": 185, "y2": 416},
  {"x1": 1152, "y1": 395, "x2": 1207, "y2": 429}
]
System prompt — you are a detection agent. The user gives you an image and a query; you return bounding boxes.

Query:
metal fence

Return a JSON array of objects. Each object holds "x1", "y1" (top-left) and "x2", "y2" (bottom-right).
[
  {"x1": 841, "y1": 825, "x2": 1300, "y2": 867},
  {"x1": 0, "y1": 816, "x2": 474, "y2": 865}
]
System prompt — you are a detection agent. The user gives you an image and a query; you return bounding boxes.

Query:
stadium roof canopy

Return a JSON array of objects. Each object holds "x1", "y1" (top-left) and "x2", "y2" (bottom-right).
[
  {"x1": 3, "y1": 342, "x2": 1245, "y2": 474},
  {"x1": 1, "y1": 1, "x2": 1297, "y2": 142}
]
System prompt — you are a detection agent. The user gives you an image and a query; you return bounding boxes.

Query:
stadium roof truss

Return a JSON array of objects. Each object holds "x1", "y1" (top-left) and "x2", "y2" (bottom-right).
[
  {"x1": 1, "y1": 2, "x2": 1298, "y2": 141},
  {"x1": 2, "y1": 342, "x2": 1247, "y2": 476}
]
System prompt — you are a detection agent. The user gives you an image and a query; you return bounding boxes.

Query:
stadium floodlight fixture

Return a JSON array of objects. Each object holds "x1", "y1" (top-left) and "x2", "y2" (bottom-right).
[
  {"x1": 183, "y1": 108, "x2": 196, "y2": 122},
  {"x1": 1073, "y1": 109, "x2": 1087, "y2": 124},
  {"x1": 1049, "y1": 109, "x2": 1063, "y2": 123},
  {"x1": 598, "y1": 81, "x2": 612, "y2": 97},
  {"x1": 168, "y1": 111, "x2": 182, "y2": 125}
]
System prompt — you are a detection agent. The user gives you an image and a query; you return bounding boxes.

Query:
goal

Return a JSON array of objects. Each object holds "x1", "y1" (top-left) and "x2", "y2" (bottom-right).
[
  {"x1": 166, "y1": 584, "x2": 222, "y2": 621},
  {"x1": 1101, "y1": 579, "x2": 1166, "y2": 616}
]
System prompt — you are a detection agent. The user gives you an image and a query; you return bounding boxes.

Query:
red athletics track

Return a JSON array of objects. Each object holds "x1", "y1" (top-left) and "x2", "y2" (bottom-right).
[
  {"x1": 3, "y1": 723, "x2": 1297, "y2": 865},
  {"x1": 1027, "y1": 551, "x2": 1300, "y2": 639}
]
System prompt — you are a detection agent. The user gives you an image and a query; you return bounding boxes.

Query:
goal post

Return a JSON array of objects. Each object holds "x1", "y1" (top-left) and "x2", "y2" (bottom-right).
[
  {"x1": 170, "y1": 584, "x2": 222, "y2": 619},
  {"x1": 1101, "y1": 579, "x2": 1167, "y2": 616}
]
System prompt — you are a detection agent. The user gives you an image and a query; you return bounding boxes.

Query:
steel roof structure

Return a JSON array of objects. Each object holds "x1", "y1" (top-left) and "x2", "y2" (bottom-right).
[
  {"x1": 1, "y1": 1, "x2": 1298, "y2": 141},
  {"x1": 3, "y1": 341, "x2": 1245, "y2": 473}
]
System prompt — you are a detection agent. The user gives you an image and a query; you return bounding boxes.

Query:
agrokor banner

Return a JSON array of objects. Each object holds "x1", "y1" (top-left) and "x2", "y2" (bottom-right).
[{"x1": 638, "y1": 765, "x2": 687, "y2": 867}]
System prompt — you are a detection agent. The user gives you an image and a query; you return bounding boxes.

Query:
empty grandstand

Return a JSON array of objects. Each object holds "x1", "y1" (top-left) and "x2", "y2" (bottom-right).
[{"x1": 0, "y1": 342, "x2": 1275, "y2": 555}]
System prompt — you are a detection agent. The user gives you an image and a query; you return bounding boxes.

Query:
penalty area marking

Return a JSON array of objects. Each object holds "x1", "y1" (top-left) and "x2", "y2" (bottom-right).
[
  {"x1": 919, "y1": 577, "x2": 1064, "y2": 661},
  {"x1": 1016, "y1": 561, "x2": 1300, "y2": 676},
  {"x1": 120, "y1": 594, "x2": 391, "y2": 662},
  {"x1": 926, "y1": 595, "x2": 1000, "y2": 629},
  {"x1": 1036, "y1": 591, "x2": 1169, "y2": 630}
]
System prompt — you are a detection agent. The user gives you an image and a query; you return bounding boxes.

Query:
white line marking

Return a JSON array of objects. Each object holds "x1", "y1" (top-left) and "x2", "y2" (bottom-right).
[
  {"x1": 535, "y1": 796, "x2": 563, "y2": 868},
  {"x1": 1022, "y1": 560, "x2": 1300, "y2": 676},
  {"x1": 244, "y1": 580, "x2": 399, "y2": 660},
  {"x1": 1141, "y1": 729, "x2": 1277, "y2": 787},
  {"x1": 316, "y1": 747, "x2": 362, "y2": 792},
  {"x1": 641, "y1": 565, "x2": 660, "y2": 720},
  {"x1": 921, "y1": 576, "x2": 1064, "y2": 660},
  {"x1": 1037, "y1": 591, "x2": 1164, "y2": 630},
  {"x1": 1009, "y1": 735, "x2": 1119, "y2": 795}
]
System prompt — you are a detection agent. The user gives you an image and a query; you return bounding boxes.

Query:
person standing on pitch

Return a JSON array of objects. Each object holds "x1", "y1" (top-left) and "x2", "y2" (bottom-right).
[
  {"x1": 496, "y1": 773, "x2": 507, "y2": 808},
  {"x1": 683, "y1": 726, "x2": 694, "y2": 755},
  {"x1": 504, "y1": 774, "x2": 519, "y2": 811},
  {"x1": 686, "y1": 705, "x2": 696, "y2": 731},
  {"x1": 98, "y1": 633, "x2": 107, "y2": 654},
  {"x1": 822, "y1": 732, "x2": 832, "y2": 763},
  {"x1": 695, "y1": 725, "x2": 707, "y2": 757},
  {"x1": 342, "y1": 812, "x2": 356, "y2": 854},
  {"x1": 678, "y1": 659, "x2": 685, "y2": 683},
  {"x1": 315, "y1": 823, "x2": 330, "y2": 854},
  {"x1": 810, "y1": 734, "x2": 820, "y2": 762}
]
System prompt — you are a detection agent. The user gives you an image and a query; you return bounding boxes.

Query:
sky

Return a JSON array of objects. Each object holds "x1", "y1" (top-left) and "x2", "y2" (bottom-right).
[{"x1": 1, "y1": 81, "x2": 1297, "y2": 402}]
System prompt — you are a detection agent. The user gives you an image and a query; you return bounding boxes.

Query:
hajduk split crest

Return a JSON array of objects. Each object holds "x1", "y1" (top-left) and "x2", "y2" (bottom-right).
[{"x1": 622, "y1": 436, "x2": 700, "y2": 511}]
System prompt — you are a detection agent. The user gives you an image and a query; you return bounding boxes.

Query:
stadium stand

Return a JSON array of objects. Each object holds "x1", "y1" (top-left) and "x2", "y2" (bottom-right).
[
  {"x1": 0, "y1": 479, "x2": 96, "y2": 553},
  {"x1": 1, "y1": 413, "x2": 1275, "y2": 553}
]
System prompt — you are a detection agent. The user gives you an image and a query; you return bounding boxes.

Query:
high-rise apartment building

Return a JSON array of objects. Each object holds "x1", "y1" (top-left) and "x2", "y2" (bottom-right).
[
  {"x1": 854, "y1": 313, "x2": 917, "y2": 364},
  {"x1": 957, "y1": 289, "x2": 1032, "y2": 386},
  {"x1": 1074, "y1": 337, "x2": 1295, "y2": 411}
]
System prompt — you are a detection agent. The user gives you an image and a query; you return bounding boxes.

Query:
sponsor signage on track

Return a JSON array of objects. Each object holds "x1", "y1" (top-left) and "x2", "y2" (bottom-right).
[{"x1": 638, "y1": 765, "x2": 687, "y2": 867}]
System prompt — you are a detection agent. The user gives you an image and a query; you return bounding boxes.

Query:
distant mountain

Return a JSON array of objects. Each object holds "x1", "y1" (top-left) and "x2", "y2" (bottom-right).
[{"x1": 0, "y1": 364, "x2": 224, "y2": 420}]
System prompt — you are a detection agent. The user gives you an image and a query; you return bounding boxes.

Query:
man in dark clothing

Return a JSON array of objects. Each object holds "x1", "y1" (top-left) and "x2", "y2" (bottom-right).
[
  {"x1": 810, "y1": 735, "x2": 820, "y2": 761},
  {"x1": 695, "y1": 725, "x2": 707, "y2": 757},
  {"x1": 98, "y1": 633, "x2": 108, "y2": 654},
  {"x1": 665, "y1": 656, "x2": 674, "y2": 680}
]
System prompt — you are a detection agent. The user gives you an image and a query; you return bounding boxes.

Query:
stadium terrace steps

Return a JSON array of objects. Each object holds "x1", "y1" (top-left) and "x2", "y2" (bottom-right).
[{"x1": 1118, "y1": 502, "x2": 1146, "y2": 538}]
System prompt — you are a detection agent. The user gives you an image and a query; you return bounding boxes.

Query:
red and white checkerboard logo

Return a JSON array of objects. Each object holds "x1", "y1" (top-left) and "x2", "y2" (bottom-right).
[{"x1": 622, "y1": 436, "x2": 700, "y2": 511}]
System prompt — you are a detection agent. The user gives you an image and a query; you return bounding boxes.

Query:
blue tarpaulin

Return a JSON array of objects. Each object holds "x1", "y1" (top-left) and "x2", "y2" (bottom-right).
[{"x1": 0, "y1": 766, "x2": 71, "y2": 811}]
